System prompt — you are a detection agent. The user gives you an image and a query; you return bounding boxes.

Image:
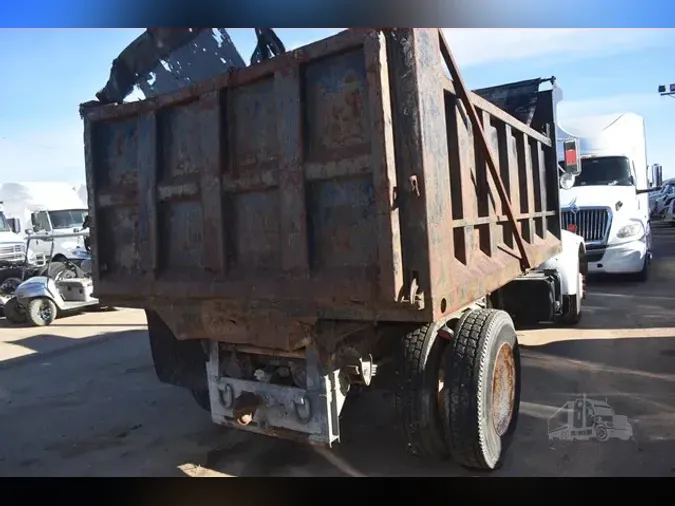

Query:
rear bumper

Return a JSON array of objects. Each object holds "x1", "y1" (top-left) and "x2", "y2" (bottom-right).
[{"x1": 587, "y1": 239, "x2": 647, "y2": 274}]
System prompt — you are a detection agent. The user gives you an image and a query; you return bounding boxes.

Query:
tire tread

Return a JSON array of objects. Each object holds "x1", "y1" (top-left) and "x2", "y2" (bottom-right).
[{"x1": 394, "y1": 323, "x2": 449, "y2": 459}]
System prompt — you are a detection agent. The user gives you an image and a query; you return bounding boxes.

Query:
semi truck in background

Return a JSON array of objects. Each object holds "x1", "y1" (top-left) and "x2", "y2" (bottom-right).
[
  {"x1": 80, "y1": 28, "x2": 588, "y2": 471},
  {"x1": 556, "y1": 113, "x2": 653, "y2": 281},
  {"x1": 0, "y1": 182, "x2": 89, "y2": 262},
  {"x1": 0, "y1": 203, "x2": 32, "y2": 265}
]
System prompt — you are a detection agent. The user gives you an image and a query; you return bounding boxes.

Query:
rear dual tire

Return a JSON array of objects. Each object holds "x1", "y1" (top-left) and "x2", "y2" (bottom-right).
[{"x1": 394, "y1": 308, "x2": 520, "y2": 470}]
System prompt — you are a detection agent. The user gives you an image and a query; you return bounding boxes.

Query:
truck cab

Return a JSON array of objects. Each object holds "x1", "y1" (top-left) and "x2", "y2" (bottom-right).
[
  {"x1": 0, "y1": 183, "x2": 89, "y2": 263},
  {"x1": 0, "y1": 205, "x2": 30, "y2": 265},
  {"x1": 27, "y1": 207, "x2": 89, "y2": 261},
  {"x1": 557, "y1": 113, "x2": 652, "y2": 280}
]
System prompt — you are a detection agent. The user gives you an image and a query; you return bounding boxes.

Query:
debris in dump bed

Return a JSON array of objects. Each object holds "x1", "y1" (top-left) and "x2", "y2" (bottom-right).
[
  {"x1": 94, "y1": 28, "x2": 246, "y2": 105},
  {"x1": 473, "y1": 77, "x2": 556, "y2": 127},
  {"x1": 136, "y1": 29, "x2": 247, "y2": 99},
  {"x1": 250, "y1": 28, "x2": 286, "y2": 65},
  {"x1": 89, "y1": 28, "x2": 288, "y2": 107}
]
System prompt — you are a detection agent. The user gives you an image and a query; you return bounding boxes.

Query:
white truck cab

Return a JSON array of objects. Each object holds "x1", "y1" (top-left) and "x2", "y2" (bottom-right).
[
  {"x1": 0, "y1": 204, "x2": 34, "y2": 265},
  {"x1": 0, "y1": 183, "x2": 89, "y2": 262},
  {"x1": 557, "y1": 113, "x2": 652, "y2": 280}
]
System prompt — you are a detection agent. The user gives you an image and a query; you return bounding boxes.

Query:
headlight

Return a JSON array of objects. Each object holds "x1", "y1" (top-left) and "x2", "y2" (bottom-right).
[{"x1": 616, "y1": 223, "x2": 643, "y2": 239}]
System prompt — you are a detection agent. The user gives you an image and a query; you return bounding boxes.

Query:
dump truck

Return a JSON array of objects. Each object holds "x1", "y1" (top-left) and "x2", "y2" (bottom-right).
[{"x1": 80, "y1": 28, "x2": 586, "y2": 471}]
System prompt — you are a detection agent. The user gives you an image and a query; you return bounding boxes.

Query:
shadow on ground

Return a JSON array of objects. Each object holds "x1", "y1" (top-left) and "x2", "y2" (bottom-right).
[{"x1": 0, "y1": 329, "x2": 146, "y2": 371}]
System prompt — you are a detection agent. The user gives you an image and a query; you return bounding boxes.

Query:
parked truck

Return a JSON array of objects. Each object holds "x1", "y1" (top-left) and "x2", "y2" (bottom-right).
[
  {"x1": 80, "y1": 28, "x2": 586, "y2": 471},
  {"x1": 0, "y1": 182, "x2": 89, "y2": 263},
  {"x1": 557, "y1": 113, "x2": 654, "y2": 280}
]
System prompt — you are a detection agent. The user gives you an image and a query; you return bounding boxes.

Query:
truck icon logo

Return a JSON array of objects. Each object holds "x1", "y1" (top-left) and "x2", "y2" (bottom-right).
[
  {"x1": 547, "y1": 394, "x2": 634, "y2": 442},
  {"x1": 568, "y1": 204, "x2": 579, "y2": 215}
]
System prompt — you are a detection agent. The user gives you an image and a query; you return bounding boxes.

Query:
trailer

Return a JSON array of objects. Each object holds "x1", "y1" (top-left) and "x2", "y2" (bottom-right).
[{"x1": 80, "y1": 28, "x2": 585, "y2": 471}]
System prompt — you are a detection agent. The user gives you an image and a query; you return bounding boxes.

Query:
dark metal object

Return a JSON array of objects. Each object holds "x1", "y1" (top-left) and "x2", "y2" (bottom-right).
[
  {"x1": 92, "y1": 28, "x2": 288, "y2": 106},
  {"x1": 250, "y1": 28, "x2": 286, "y2": 65},
  {"x1": 95, "y1": 29, "x2": 208, "y2": 104},
  {"x1": 81, "y1": 29, "x2": 562, "y2": 351},
  {"x1": 473, "y1": 77, "x2": 556, "y2": 128}
]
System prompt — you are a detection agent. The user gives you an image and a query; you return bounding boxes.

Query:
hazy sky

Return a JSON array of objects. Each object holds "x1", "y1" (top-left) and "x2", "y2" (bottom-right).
[{"x1": 1, "y1": 28, "x2": 674, "y2": 183}]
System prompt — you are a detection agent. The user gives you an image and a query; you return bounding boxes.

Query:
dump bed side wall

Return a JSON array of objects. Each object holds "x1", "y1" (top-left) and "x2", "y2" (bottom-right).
[{"x1": 83, "y1": 29, "x2": 561, "y2": 348}]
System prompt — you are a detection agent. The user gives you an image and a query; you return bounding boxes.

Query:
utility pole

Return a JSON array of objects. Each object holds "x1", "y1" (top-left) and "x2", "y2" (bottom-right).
[{"x1": 658, "y1": 83, "x2": 675, "y2": 98}]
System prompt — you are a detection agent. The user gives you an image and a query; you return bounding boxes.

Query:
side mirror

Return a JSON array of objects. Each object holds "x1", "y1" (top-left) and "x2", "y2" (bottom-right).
[{"x1": 562, "y1": 138, "x2": 581, "y2": 176}]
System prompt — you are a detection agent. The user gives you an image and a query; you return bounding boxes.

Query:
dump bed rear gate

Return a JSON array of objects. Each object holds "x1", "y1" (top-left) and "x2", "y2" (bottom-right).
[{"x1": 82, "y1": 29, "x2": 561, "y2": 350}]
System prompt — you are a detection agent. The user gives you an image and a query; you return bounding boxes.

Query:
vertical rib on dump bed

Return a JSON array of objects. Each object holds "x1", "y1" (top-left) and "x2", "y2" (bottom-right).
[{"x1": 82, "y1": 29, "x2": 561, "y2": 349}]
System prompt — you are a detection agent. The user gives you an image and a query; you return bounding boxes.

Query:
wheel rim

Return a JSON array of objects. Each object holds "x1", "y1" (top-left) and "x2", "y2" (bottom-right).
[
  {"x1": 38, "y1": 300, "x2": 53, "y2": 322},
  {"x1": 492, "y1": 342, "x2": 516, "y2": 436}
]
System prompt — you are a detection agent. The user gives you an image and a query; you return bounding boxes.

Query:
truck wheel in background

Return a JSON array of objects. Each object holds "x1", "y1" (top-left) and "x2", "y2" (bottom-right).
[
  {"x1": 4, "y1": 298, "x2": 26, "y2": 324},
  {"x1": 26, "y1": 297, "x2": 57, "y2": 326},
  {"x1": 0, "y1": 277, "x2": 22, "y2": 297},
  {"x1": 394, "y1": 323, "x2": 451, "y2": 460},
  {"x1": 441, "y1": 308, "x2": 520, "y2": 471}
]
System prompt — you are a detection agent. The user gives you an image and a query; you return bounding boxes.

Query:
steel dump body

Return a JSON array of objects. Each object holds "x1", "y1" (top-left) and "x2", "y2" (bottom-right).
[{"x1": 82, "y1": 29, "x2": 561, "y2": 351}]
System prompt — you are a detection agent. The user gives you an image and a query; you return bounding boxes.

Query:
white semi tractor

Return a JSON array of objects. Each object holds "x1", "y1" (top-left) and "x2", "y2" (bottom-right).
[
  {"x1": 0, "y1": 182, "x2": 89, "y2": 263},
  {"x1": 557, "y1": 112, "x2": 653, "y2": 280}
]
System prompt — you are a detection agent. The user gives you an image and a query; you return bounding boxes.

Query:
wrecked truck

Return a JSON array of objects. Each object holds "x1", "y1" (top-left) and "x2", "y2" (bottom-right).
[{"x1": 80, "y1": 28, "x2": 586, "y2": 470}]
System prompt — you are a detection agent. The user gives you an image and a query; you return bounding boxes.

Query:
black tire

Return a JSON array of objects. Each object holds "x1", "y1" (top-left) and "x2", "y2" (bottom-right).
[
  {"x1": 394, "y1": 323, "x2": 450, "y2": 460},
  {"x1": 0, "y1": 277, "x2": 22, "y2": 296},
  {"x1": 190, "y1": 389, "x2": 211, "y2": 413},
  {"x1": 442, "y1": 308, "x2": 521, "y2": 471},
  {"x1": 596, "y1": 425, "x2": 608, "y2": 442},
  {"x1": 4, "y1": 298, "x2": 26, "y2": 324},
  {"x1": 26, "y1": 297, "x2": 57, "y2": 326}
]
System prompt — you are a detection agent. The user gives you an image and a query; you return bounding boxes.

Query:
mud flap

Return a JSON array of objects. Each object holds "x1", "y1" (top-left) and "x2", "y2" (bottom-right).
[{"x1": 145, "y1": 309, "x2": 208, "y2": 392}]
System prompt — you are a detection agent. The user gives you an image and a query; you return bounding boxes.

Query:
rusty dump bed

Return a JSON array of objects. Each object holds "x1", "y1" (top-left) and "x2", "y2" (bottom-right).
[{"x1": 82, "y1": 29, "x2": 561, "y2": 349}]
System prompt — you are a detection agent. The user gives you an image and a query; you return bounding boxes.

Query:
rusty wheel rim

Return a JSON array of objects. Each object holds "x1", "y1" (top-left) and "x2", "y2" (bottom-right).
[{"x1": 492, "y1": 342, "x2": 516, "y2": 436}]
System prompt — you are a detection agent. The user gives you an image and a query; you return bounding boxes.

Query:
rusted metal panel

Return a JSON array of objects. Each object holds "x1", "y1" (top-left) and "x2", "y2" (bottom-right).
[{"x1": 82, "y1": 29, "x2": 563, "y2": 349}]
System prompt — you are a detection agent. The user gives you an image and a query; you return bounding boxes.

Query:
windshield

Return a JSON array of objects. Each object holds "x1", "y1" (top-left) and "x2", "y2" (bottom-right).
[
  {"x1": 573, "y1": 156, "x2": 634, "y2": 187},
  {"x1": 0, "y1": 212, "x2": 9, "y2": 233},
  {"x1": 48, "y1": 209, "x2": 87, "y2": 229}
]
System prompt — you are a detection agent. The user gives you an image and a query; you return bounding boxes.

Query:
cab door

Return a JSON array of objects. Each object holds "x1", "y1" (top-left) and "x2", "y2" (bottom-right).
[{"x1": 29, "y1": 211, "x2": 53, "y2": 258}]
